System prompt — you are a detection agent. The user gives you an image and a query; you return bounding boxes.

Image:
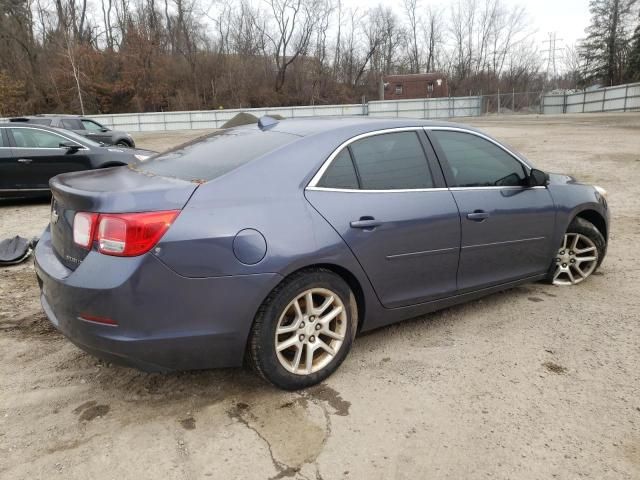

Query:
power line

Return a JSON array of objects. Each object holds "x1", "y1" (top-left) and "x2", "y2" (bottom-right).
[{"x1": 542, "y1": 32, "x2": 564, "y2": 86}]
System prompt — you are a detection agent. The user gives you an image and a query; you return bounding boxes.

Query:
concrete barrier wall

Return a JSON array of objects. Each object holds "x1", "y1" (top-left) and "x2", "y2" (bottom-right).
[
  {"x1": 542, "y1": 82, "x2": 640, "y2": 114},
  {"x1": 0, "y1": 96, "x2": 483, "y2": 132}
]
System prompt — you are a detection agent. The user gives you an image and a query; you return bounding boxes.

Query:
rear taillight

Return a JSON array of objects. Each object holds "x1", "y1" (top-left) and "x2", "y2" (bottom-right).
[
  {"x1": 73, "y1": 210, "x2": 179, "y2": 257},
  {"x1": 73, "y1": 212, "x2": 98, "y2": 249}
]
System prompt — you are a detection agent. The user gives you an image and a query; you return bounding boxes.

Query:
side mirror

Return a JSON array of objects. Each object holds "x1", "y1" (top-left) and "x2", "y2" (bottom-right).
[
  {"x1": 100, "y1": 127, "x2": 109, "y2": 132},
  {"x1": 59, "y1": 142, "x2": 81, "y2": 153},
  {"x1": 528, "y1": 168, "x2": 549, "y2": 187}
]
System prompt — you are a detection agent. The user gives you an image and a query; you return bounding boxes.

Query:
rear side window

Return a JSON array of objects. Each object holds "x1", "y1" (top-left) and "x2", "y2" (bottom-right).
[
  {"x1": 0, "y1": 129, "x2": 5, "y2": 147},
  {"x1": 62, "y1": 119, "x2": 83, "y2": 130},
  {"x1": 430, "y1": 131, "x2": 527, "y2": 187},
  {"x1": 317, "y1": 149, "x2": 359, "y2": 189},
  {"x1": 136, "y1": 129, "x2": 298, "y2": 181},
  {"x1": 349, "y1": 132, "x2": 433, "y2": 190}
]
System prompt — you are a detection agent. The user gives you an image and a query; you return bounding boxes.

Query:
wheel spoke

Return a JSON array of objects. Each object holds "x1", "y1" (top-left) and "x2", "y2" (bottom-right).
[
  {"x1": 293, "y1": 298, "x2": 303, "y2": 319},
  {"x1": 291, "y1": 344, "x2": 303, "y2": 371},
  {"x1": 276, "y1": 335, "x2": 299, "y2": 352},
  {"x1": 571, "y1": 234, "x2": 579, "y2": 250},
  {"x1": 566, "y1": 268, "x2": 575, "y2": 284},
  {"x1": 316, "y1": 339, "x2": 336, "y2": 356},
  {"x1": 305, "y1": 344, "x2": 314, "y2": 374},
  {"x1": 572, "y1": 264, "x2": 585, "y2": 278},
  {"x1": 561, "y1": 234, "x2": 568, "y2": 249},
  {"x1": 316, "y1": 295, "x2": 334, "y2": 315},
  {"x1": 321, "y1": 328, "x2": 344, "y2": 341},
  {"x1": 576, "y1": 256, "x2": 597, "y2": 263},
  {"x1": 575, "y1": 246, "x2": 595, "y2": 254},
  {"x1": 277, "y1": 318, "x2": 300, "y2": 335},
  {"x1": 305, "y1": 291, "x2": 314, "y2": 314},
  {"x1": 319, "y1": 305, "x2": 343, "y2": 325},
  {"x1": 553, "y1": 267, "x2": 562, "y2": 281}
]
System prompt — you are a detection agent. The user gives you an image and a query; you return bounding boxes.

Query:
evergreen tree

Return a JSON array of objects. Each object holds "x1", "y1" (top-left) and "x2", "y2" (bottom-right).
[
  {"x1": 629, "y1": 21, "x2": 640, "y2": 80},
  {"x1": 580, "y1": 0, "x2": 638, "y2": 86}
]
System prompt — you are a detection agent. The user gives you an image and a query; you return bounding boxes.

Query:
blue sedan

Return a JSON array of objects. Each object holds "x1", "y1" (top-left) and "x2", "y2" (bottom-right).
[{"x1": 34, "y1": 117, "x2": 609, "y2": 389}]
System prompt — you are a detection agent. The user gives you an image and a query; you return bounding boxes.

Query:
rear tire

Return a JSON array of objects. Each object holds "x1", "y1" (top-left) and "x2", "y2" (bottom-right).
[
  {"x1": 248, "y1": 269, "x2": 357, "y2": 390},
  {"x1": 115, "y1": 140, "x2": 131, "y2": 148},
  {"x1": 548, "y1": 217, "x2": 606, "y2": 285}
]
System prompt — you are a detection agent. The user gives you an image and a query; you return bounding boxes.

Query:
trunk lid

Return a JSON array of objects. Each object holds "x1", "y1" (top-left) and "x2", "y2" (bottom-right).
[{"x1": 50, "y1": 166, "x2": 198, "y2": 270}]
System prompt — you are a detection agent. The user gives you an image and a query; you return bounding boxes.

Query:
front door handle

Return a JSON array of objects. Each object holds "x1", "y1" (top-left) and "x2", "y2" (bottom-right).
[
  {"x1": 350, "y1": 217, "x2": 382, "y2": 229},
  {"x1": 467, "y1": 210, "x2": 490, "y2": 222},
  {"x1": 17, "y1": 158, "x2": 33, "y2": 164}
]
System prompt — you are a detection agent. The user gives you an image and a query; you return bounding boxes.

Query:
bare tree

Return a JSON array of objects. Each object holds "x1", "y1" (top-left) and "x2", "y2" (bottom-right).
[
  {"x1": 404, "y1": 0, "x2": 421, "y2": 73},
  {"x1": 262, "y1": 0, "x2": 321, "y2": 93}
]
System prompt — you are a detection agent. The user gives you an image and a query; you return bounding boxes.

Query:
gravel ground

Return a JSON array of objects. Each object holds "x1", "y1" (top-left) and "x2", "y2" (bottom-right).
[{"x1": 0, "y1": 113, "x2": 639, "y2": 480}]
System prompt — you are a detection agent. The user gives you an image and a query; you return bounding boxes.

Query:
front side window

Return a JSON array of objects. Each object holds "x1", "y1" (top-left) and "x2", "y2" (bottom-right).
[
  {"x1": 10, "y1": 128, "x2": 66, "y2": 148},
  {"x1": 430, "y1": 131, "x2": 527, "y2": 187},
  {"x1": 0, "y1": 129, "x2": 6, "y2": 147},
  {"x1": 82, "y1": 119, "x2": 104, "y2": 131}
]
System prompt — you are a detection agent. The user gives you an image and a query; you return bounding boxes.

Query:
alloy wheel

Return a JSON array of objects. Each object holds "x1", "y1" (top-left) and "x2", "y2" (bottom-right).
[
  {"x1": 552, "y1": 233, "x2": 599, "y2": 285},
  {"x1": 274, "y1": 288, "x2": 347, "y2": 375}
]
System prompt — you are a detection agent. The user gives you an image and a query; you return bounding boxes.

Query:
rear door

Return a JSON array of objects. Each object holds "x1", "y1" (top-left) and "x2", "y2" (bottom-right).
[
  {"x1": 7, "y1": 127, "x2": 93, "y2": 188},
  {"x1": 427, "y1": 128, "x2": 556, "y2": 292},
  {"x1": 306, "y1": 129, "x2": 461, "y2": 308},
  {"x1": 0, "y1": 128, "x2": 19, "y2": 191}
]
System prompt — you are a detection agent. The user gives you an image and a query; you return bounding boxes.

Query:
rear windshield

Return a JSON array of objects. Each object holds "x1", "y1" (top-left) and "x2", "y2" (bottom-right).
[{"x1": 135, "y1": 128, "x2": 299, "y2": 181}]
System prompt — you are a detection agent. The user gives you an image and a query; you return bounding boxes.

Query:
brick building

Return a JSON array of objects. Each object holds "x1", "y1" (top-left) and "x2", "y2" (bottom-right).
[{"x1": 382, "y1": 73, "x2": 448, "y2": 100}]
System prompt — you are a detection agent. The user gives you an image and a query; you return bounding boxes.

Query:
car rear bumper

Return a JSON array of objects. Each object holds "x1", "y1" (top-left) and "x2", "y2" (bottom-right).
[{"x1": 34, "y1": 227, "x2": 282, "y2": 372}]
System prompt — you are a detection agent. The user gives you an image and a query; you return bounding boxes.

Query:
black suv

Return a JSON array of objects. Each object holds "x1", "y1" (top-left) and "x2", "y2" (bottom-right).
[{"x1": 9, "y1": 115, "x2": 136, "y2": 147}]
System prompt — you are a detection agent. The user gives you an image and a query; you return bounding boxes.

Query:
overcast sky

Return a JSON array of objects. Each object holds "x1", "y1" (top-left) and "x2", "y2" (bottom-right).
[{"x1": 346, "y1": 0, "x2": 591, "y2": 49}]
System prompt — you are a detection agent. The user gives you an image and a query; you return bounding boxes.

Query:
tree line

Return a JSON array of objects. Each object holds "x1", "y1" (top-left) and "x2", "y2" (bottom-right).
[{"x1": 0, "y1": 0, "x2": 639, "y2": 117}]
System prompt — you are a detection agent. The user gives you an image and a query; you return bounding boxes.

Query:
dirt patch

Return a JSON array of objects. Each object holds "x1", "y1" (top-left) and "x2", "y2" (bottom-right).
[
  {"x1": 306, "y1": 384, "x2": 351, "y2": 416},
  {"x1": 543, "y1": 361, "x2": 568, "y2": 374},
  {"x1": 78, "y1": 404, "x2": 110, "y2": 422}
]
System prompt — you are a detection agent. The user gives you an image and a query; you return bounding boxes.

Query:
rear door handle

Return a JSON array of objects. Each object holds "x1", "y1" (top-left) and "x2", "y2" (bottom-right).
[
  {"x1": 467, "y1": 210, "x2": 490, "y2": 221},
  {"x1": 350, "y1": 217, "x2": 382, "y2": 229},
  {"x1": 17, "y1": 158, "x2": 33, "y2": 164}
]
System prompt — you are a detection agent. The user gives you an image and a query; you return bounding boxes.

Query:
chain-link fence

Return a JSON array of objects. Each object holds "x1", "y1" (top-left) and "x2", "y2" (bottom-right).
[{"x1": 479, "y1": 91, "x2": 544, "y2": 115}]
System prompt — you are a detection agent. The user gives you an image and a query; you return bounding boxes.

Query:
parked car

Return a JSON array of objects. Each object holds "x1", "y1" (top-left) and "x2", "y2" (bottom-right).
[
  {"x1": 9, "y1": 115, "x2": 136, "y2": 147},
  {"x1": 34, "y1": 117, "x2": 609, "y2": 390},
  {"x1": 0, "y1": 123, "x2": 153, "y2": 197}
]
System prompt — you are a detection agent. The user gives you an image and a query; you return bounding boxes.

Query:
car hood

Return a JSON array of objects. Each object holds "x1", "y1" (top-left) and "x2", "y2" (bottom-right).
[
  {"x1": 547, "y1": 172, "x2": 579, "y2": 185},
  {"x1": 101, "y1": 146, "x2": 155, "y2": 157}
]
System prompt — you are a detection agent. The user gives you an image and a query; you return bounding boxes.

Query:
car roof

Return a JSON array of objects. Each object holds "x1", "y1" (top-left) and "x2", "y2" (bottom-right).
[
  {"x1": 0, "y1": 122, "x2": 63, "y2": 130},
  {"x1": 266, "y1": 116, "x2": 477, "y2": 137}
]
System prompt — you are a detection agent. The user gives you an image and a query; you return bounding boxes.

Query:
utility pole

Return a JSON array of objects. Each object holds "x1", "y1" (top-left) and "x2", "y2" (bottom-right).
[{"x1": 542, "y1": 32, "x2": 563, "y2": 89}]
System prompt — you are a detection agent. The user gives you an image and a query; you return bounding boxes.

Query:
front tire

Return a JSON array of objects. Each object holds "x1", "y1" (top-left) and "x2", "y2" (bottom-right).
[
  {"x1": 248, "y1": 269, "x2": 358, "y2": 390},
  {"x1": 550, "y1": 217, "x2": 606, "y2": 285},
  {"x1": 115, "y1": 140, "x2": 131, "y2": 148}
]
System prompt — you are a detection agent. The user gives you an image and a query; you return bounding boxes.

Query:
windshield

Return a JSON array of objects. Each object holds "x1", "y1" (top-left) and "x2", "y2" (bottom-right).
[{"x1": 135, "y1": 128, "x2": 299, "y2": 181}]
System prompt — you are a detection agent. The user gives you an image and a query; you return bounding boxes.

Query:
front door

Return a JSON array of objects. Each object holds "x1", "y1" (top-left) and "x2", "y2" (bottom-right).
[
  {"x1": 7, "y1": 127, "x2": 92, "y2": 189},
  {"x1": 80, "y1": 119, "x2": 112, "y2": 144},
  {"x1": 306, "y1": 130, "x2": 461, "y2": 308},
  {"x1": 428, "y1": 129, "x2": 556, "y2": 292}
]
